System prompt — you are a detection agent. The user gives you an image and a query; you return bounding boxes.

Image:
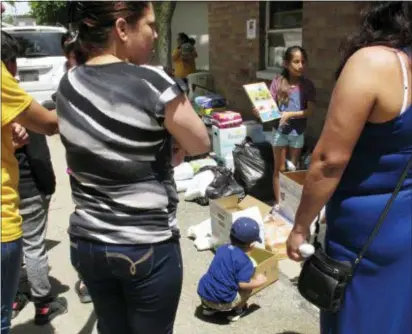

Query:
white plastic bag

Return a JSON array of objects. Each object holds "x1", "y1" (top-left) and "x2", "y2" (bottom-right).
[
  {"x1": 194, "y1": 236, "x2": 218, "y2": 251},
  {"x1": 174, "y1": 162, "x2": 194, "y2": 181},
  {"x1": 184, "y1": 170, "x2": 215, "y2": 201},
  {"x1": 187, "y1": 218, "x2": 212, "y2": 239},
  {"x1": 176, "y1": 179, "x2": 193, "y2": 193}
]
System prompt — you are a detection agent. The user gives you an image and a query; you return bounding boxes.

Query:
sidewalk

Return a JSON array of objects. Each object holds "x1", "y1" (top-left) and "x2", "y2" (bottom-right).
[{"x1": 10, "y1": 136, "x2": 320, "y2": 334}]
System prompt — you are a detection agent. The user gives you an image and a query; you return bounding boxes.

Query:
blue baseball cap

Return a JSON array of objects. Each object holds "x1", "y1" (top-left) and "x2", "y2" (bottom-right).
[{"x1": 230, "y1": 217, "x2": 262, "y2": 244}]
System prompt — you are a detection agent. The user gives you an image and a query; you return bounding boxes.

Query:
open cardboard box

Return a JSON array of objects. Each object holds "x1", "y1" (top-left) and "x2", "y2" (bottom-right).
[
  {"x1": 209, "y1": 195, "x2": 271, "y2": 247},
  {"x1": 209, "y1": 173, "x2": 323, "y2": 261},
  {"x1": 268, "y1": 170, "x2": 325, "y2": 259},
  {"x1": 248, "y1": 247, "x2": 279, "y2": 295},
  {"x1": 279, "y1": 170, "x2": 324, "y2": 231},
  {"x1": 279, "y1": 170, "x2": 307, "y2": 223},
  {"x1": 263, "y1": 213, "x2": 292, "y2": 260}
]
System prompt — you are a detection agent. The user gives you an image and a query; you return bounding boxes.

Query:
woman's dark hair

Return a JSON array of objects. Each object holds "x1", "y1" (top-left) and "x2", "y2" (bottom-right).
[
  {"x1": 178, "y1": 32, "x2": 190, "y2": 44},
  {"x1": 61, "y1": 32, "x2": 73, "y2": 50},
  {"x1": 277, "y1": 45, "x2": 308, "y2": 107},
  {"x1": 189, "y1": 37, "x2": 196, "y2": 46},
  {"x1": 73, "y1": 46, "x2": 89, "y2": 65},
  {"x1": 67, "y1": 1, "x2": 150, "y2": 64},
  {"x1": 60, "y1": 31, "x2": 88, "y2": 65},
  {"x1": 336, "y1": 2, "x2": 412, "y2": 79},
  {"x1": 1, "y1": 31, "x2": 20, "y2": 63}
]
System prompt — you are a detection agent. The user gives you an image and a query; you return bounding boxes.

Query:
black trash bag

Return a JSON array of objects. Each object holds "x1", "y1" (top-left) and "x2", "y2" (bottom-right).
[
  {"x1": 233, "y1": 138, "x2": 274, "y2": 202},
  {"x1": 205, "y1": 166, "x2": 245, "y2": 200},
  {"x1": 189, "y1": 165, "x2": 245, "y2": 206}
]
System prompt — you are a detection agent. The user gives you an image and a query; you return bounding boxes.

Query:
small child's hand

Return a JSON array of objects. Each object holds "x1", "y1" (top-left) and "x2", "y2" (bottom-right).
[
  {"x1": 11, "y1": 122, "x2": 29, "y2": 148},
  {"x1": 255, "y1": 274, "x2": 267, "y2": 284}
]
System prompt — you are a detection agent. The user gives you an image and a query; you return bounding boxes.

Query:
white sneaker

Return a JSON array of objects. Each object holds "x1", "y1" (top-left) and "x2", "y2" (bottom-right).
[{"x1": 227, "y1": 306, "x2": 247, "y2": 322}]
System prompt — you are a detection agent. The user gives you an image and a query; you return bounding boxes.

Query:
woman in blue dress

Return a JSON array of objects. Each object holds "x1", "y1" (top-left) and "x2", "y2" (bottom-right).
[{"x1": 286, "y1": 2, "x2": 412, "y2": 334}]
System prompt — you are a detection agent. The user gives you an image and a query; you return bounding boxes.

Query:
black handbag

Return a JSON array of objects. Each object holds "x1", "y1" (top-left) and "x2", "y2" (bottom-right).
[{"x1": 298, "y1": 154, "x2": 412, "y2": 313}]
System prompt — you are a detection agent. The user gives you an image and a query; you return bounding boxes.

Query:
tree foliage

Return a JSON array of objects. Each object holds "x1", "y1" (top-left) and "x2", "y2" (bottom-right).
[
  {"x1": 29, "y1": 1, "x2": 68, "y2": 26},
  {"x1": 152, "y1": 1, "x2": 177, "y2": 69},
  {"x1": 2, "y1": 14, "x2": 14, "y2": 24}
]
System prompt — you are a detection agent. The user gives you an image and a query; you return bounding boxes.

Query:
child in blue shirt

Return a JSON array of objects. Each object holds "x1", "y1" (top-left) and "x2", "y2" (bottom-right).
[{"x1": 197, "y1": 217, "x2": 267, "y2": 322}]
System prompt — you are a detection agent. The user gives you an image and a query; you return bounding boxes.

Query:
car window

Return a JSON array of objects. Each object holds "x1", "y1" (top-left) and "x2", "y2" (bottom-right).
[{"x1": 8, "y1": 31, "x2": 64, "y2": 58}]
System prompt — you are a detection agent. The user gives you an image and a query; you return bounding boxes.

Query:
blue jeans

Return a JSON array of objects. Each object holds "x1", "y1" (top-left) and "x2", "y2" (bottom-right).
[
  {"x1": 1, "y1": 239, "x2": 23, "y2": 334},
  {"x1": 70, "y1": 237, "x2": 183, "y2": 334}
]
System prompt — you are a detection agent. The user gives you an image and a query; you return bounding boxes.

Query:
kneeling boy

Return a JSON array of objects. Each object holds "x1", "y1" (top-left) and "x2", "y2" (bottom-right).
[{"x1": 197, "y1": 217, "x2": 267, "y2": 322}]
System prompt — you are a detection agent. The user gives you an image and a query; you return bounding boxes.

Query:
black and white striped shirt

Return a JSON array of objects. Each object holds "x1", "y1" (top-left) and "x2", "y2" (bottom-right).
[{"x1": 56, "y1": 63, "x2": 182, "y2": 244}]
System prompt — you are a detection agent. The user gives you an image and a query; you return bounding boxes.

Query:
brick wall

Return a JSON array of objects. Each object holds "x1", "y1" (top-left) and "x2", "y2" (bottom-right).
[
  {"x1": 208, "y1": 1, "x2": 261, "y2": 119},
  {"x1": 302, "y1": 2, "x2": 363, "y2": 146},
  {"x1": 208, "y1": 1, "x2": 364, "y2": 143}
]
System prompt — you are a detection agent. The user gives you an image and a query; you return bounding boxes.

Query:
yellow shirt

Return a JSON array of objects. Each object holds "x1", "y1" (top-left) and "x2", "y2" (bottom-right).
[
  {"x1": 172, "y1": 48, "x2": 196, "y2": 79},
  {"x1": 1, "y1": 62, "x2": 33, "y2": 242}
]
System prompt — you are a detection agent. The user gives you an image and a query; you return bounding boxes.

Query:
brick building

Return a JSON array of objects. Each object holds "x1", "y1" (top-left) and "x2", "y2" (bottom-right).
[{"x1": 208, "y1": 1, "x2": 365, "y2": 146}]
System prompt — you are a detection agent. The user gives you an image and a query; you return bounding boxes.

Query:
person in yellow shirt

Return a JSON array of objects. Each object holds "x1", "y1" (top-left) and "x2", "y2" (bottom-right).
[
  {"x1": 1, "y1": 31, "x2": 58, "y2": 334},
  {"x1": 172, "y1": 32, "x2": 197, "y2": 83}
]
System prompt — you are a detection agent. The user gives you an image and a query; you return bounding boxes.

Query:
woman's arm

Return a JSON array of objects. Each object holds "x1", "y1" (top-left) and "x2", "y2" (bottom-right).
[
  {"x1": 1, "y1": 66, "x2": 58, "y2": 136},
  {"x1": 164, "y1": 94, "x2": 210, "y2": 156},
  {"x1": 286, "y1": 48, "x2": 384, "y2": 261},
  {"x1": 14, "y1": 100, "x2": 58, "y2": 136}
]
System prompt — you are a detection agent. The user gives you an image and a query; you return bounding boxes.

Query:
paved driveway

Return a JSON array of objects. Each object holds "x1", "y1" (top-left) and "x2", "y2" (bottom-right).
[{"x1": 11, "y1": 136, "x2": 320, "y2": 334}]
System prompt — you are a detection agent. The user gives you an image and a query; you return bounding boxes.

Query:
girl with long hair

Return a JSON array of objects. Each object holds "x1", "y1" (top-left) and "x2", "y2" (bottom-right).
[{"x1": 256, "y1": 46, "x2": 316, "y2": 207}]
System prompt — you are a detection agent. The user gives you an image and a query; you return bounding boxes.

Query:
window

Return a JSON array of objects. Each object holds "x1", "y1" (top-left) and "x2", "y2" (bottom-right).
[
  {"x1": 8, "y1": 31, "x2": 65, "y2": 58},
  {"x1": 265, "y1": 1, "x2": 303, "y2": 70}
]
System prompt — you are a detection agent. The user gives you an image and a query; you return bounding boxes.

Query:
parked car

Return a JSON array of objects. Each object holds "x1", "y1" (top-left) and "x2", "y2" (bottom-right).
[{"x1": 2, "y1": 25, "x2": 67, "y2": 104}]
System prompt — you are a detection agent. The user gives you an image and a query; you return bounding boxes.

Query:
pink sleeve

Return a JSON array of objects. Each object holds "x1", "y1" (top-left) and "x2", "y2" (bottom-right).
[{"x1": 269, "y1": 77, "x2": 279, "y2": 100}]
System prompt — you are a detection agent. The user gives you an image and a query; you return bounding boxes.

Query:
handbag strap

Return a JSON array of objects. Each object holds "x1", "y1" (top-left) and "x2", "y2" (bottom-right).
[{"x1": 313, "y1": 154, "x2": 412, "y2": 274}]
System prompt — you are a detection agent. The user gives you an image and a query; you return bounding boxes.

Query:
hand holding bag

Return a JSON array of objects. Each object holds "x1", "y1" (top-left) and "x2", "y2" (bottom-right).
[{"x1": 297, "y1": 154, "x2": 412, "y2": 313}]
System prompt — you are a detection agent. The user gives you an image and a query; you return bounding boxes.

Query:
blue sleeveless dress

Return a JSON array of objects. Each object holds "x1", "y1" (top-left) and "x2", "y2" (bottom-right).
[{"x1": 321, "y1": 55, "x2": 412, "y2": 333}]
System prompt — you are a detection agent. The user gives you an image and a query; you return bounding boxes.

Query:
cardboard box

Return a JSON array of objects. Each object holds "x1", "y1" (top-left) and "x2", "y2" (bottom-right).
[
  {"x1": 212, "y1": 125, "x2": 247, "y2": 160},
  {"x1": 248, "y1": 247, "x2": 279, "y2": 295},
  {"x1": 278, "y1": 170, "x2": 323, "y2": 237},
  {"x1": 263, "y1": 214, "x2": 293, "y2": 260},
  {"x1": 242, "y1": 121, "x2": 266, "y2": 143},
  {"x1": 209, "y1": 195, "x2": 271, "y2": 246},
  {"x1": 278, "y1": 170, "x2": 307, "y2": 223}
]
